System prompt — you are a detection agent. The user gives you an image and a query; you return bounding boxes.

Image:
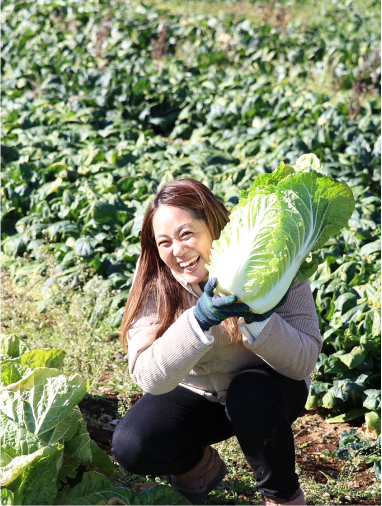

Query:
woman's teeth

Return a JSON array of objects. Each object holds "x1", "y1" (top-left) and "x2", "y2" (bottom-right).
[{"x1": 180, "y1": 256, "x2": 199, "y2": 268}]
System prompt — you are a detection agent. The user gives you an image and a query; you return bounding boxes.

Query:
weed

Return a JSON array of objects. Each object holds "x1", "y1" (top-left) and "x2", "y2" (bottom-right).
[
  {"x1": 349, "y1": 50, "x2": 381, "y2": 120},
  {"x1": 1, "y1": 266, "x2": 123, "y2": 393},
  {"x1": 151, "y1": 25, "x2": 170, "y2": 60}
]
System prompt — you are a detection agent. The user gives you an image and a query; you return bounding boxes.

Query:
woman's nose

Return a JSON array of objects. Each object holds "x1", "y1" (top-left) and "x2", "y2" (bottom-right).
[{"x1": 173, "y1": 241, "x2": 187, "y2": 257}]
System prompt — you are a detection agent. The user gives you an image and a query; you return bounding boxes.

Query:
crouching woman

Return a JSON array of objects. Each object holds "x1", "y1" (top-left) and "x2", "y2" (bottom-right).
[{"x1": 112, "y1": 179, "x2": 322, "y2": 505}]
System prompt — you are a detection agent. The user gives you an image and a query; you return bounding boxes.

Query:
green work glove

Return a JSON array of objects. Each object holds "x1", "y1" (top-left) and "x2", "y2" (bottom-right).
[{"x1": 194, "y1": 278, "x2": 255, "y2": 331}]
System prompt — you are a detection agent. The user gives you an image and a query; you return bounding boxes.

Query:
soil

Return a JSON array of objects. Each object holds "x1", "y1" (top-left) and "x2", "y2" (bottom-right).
[
  {"x1": 78, "y1": 391, "x2": 144, "y2": 453},
  {"x1": 78, "y1": 392, "x2": 121, "y2": 453},
  {"x1": 79, "y1": 393, "x2": 380, "y2": 505},
  {"x1": 292, "y1": 409, "x2": 380, "y2": 505}
]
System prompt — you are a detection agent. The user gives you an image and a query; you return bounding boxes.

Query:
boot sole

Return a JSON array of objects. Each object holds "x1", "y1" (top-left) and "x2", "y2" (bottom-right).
[{"x1": 193, "y1": 460, "x2": 228, "y2": 505}]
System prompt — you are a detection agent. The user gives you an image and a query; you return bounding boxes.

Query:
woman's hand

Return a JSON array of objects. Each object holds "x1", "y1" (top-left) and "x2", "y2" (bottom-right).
[{"x1": 194, "y1": 278, "x2": 256, "y2": 331}]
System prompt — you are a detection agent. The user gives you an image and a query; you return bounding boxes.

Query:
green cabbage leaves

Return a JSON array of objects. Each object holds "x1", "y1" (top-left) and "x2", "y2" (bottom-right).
[
  {"x1": 207, "y1": 154, "x2": 356, "y2": 313},
  {"x1": 0, "y1": 335, "x2": 192, "y2": 505}
]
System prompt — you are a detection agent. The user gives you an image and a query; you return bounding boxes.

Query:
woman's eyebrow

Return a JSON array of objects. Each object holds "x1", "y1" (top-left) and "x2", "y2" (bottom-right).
[{"x1": 156, "y1": 223, "x2": 195, "y2": 239}]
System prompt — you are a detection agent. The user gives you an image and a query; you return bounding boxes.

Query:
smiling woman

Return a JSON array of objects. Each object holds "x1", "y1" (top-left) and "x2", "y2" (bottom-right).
[
  {"x1": 114, "y1": 178, "x2": 322, "y2": 505},
  {"x1": 120, "y1": 179, "x2": 231, "y2": 343}
]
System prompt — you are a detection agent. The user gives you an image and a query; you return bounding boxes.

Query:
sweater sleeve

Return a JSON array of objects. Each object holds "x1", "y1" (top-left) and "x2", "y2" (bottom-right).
[
  {"x1": 240, "y1": 279, "x2": 322, "y2": 381},
  {"x1": 127, "y1": 298, "x2": 213, "y2": 395}
]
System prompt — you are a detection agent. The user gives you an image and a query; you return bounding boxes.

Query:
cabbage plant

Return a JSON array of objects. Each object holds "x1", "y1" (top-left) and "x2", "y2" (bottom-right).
[
  {"x1": 207, "y1": 154, "x2": 356, "y2": 314},
  {"x1": 0, "y1": 335, "x2": 191, "y2": 505}
]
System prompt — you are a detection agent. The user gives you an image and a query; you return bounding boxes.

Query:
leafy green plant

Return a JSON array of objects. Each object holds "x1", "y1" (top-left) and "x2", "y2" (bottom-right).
[
  {"x1": 208, "y1": 154, "x2": 355, "y2": 312},
  {"x1": 333, "y1": 429, "x2": 381, "y2": 478},
  {"x1": 0, "y1": 334, "x2": 190, "y2": 505}
]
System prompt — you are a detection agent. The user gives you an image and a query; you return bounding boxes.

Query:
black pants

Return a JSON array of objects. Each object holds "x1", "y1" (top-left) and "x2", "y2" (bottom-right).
[{"x1": 112, "y1": 364, "x2": 308, "y2": 500}]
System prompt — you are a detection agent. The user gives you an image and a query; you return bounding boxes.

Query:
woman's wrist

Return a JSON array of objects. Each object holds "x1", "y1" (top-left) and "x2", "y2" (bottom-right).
[
  {"x1": 238, "y1": 317, "x2": 271, "y2": 343},
  {"x1": 189, "y1": 309, "x2": 214, "y2": 345}
]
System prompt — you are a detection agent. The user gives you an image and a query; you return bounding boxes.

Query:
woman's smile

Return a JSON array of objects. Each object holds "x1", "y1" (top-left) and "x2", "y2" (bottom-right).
[{"x1": 179, "y1": 255, "x2": 199, "y2": 269}]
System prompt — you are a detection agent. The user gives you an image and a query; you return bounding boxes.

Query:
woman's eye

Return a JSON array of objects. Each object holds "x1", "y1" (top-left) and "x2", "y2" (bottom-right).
[{"x1": 182, "y1": 231, "x2": 191, "y2": 238}]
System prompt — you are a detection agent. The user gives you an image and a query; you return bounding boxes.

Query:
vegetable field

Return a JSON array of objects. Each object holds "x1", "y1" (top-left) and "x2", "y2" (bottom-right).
[{"x1": 1, "y1": 0, "x2": 381, "y2": 504}]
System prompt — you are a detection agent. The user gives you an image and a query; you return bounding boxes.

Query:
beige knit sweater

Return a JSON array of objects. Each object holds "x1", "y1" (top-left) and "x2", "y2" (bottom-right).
[{"x1": 127, "y1": 273, "x2": 322, "y2": 402}]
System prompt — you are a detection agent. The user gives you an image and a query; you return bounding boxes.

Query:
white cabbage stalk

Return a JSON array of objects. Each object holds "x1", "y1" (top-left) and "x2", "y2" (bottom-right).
[{"x1": 207, "y1": 155, "x2": 355, "y2": 314}]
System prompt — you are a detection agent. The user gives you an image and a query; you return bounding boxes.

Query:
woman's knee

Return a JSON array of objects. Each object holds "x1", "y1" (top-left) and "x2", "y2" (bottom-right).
[
  {"x1": 225, "y1": 370, "x2": 282, "y2": 423},
  {"x1": 111, "y1": 423, "x2": 148, "y2": 473}
]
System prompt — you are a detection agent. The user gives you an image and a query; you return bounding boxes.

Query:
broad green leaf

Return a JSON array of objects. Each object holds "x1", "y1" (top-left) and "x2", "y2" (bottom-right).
[
  {"x1": 324, "y1": 354, "x2": 349, "y2": 374},
  {"x1": 1, "y1": 442, "x2": 62, "y2": 487},
  {"x1": 117, "y1": 177, "x2": 135, "y2": 193},
  {"x1": 241, "y1": 162, "x2": 295, "y2": 195},
  {"x1": 64, "y1": 416, "x2": 92, "y2": 463},
  {"x1": 310, "y1": 382, "x2": 332, "y2": 396},
  {"x1": 0, "y1": 335, "x2": 20, "y2": 358},
  {"x1": 296, "y1": 257, "x2": 319, "y2": 283},
  {"x1": 5, "y1": 443, "x2": 64, "y2": 506},
  {"x1": 47, "y1": 221, "x2": 79, "y2": 240},
  {"x1": 338, "y1": 347, "x2": 367, "y2": 369},
  {"x1": 359, "y1": 240, "x2": 381, "y2": 256},
  {"x1": 1, "y1": 363, "x2": 31, "y2": 387},
  {"x1": 132, "y1": 485, "x2": 192, "y2": 505},
  {"x1": 310, "y1": 261, "x2": 332, "y2": 290},
  {"x1": 331, "y1": 380, "x2": 364, "y2": 401},
  {"x1": 322, "y1": 389, "x2": 337, "y2": 409},
  {"x1": 63, "y1": 190, "x2": 76, "y2": 207},
  {"x1": 2, "y1": 234, "x2": 29, "y2": 257},
  {"x1": 0, "y1": 367, "x2": 89, "y2": 439},
  {"x1": 359, "y1": 334, "x2": 381, "y2": 355},
  {"x1": 41, "y1": 406, "x2": 83, "y2": 445},
  {"x1": 91, "y1": 201, "x2": 118, "y2": 223},
  {"x1": 363, "y1": 390, "x2": 381, "y2": 411},
  {"x1": 75, "y1": 237, "x2": 97, "y2": 257},
  {"x1": 54, "y1": 471, "x2": 120, "y2": 505},
  {"x1": 3, "y1": 349, "x2": 66, "y2": 371},
  {"x1": 89, "y1": 439, "x2": 114, "y2": 475},
  {"x1": 0, "y1": 413, "x2": 64, "y2": 505},
  {"x1": 35, "y1": 178, "x2": 63, "y2": 200},
  {"x1": 341, "y1": 302, "x2": 368, "y2": 324},
  {"x1": 57, "y1": 456, "x2": 80, "y2": 488},
  {"x1": 338, "y1": 428, "x2": 361, "y2": 448},
  {"x1": 58, "y1": 486, "x2": 135, "y2": 505},
  {"x1": 334, "y1": 293, "x2": 359, "y2": 314},
  {"x1": 0, "y1": 413, "x2": 46, "y2": 468},
  {"x1": 278, "y1": 172, "x2": 355, "y2": 254}
]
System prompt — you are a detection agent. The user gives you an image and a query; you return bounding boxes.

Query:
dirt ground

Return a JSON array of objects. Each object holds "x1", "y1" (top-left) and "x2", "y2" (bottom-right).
[
  {"x1": 293, "y1": 409, "x2": 379, "y2": 505},
  {"x1": 79, "y1": 393, "x2": 380, "y2": 505}
]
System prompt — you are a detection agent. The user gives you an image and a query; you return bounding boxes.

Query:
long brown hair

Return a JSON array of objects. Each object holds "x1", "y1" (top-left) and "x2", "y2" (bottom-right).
[{"x1": 120, "y1": 178, "x2": 238, "y2": 351}]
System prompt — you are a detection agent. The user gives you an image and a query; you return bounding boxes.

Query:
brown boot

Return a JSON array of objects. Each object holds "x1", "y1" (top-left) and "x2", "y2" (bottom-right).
[
  {"x1": 169, "y1": 446, "x2": 227, "y2": 505},
  {"x1": 262, "y1": 488, "x2": 306, "y2": 505}
]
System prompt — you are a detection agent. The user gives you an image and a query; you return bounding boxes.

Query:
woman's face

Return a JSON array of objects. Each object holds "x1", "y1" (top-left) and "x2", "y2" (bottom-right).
[{"x1": 152, "y1": 205, "x2": 213, "y2": 285}]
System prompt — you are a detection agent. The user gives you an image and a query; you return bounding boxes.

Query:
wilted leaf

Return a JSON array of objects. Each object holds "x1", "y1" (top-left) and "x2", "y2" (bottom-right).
[
  {"x1": 326, "y1": 408, "x2": 367, "y2": 424},
  {"x1": 365, "y1": 411, "x2": 381, "y2": 437}
]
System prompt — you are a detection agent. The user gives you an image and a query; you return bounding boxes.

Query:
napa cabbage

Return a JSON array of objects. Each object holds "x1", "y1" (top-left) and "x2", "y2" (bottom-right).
[{"x1": 207, "y1": 154, "x2": 356, "y2": 314}]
